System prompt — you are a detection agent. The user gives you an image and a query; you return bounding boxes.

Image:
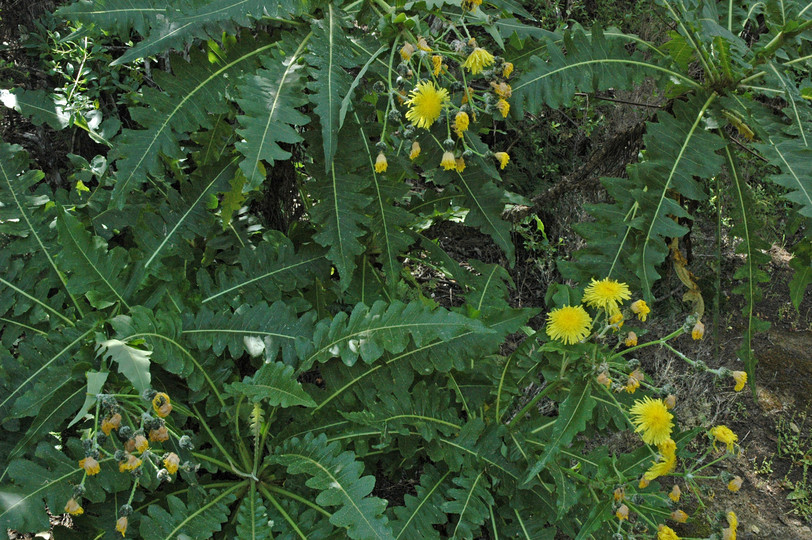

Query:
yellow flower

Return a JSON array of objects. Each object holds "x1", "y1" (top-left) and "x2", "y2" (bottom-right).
[
  {"x1": 668, "y1": 484, "x2": 681, "y2": 502},
  {"x1": 625, "y1": 332, "x2": 638, "y2": 347},
  {"x1": 116, "y1": 516, "x2": 128, "y2": 537},
  {"x1": 101, "y1": 413, "x2": 122, "y2": 435},
  {"x1": 722, "y1": 511, "x2": 738, "y2": 540},
  {"x1": 134, "y1": 434, "x2": 149, "y2": 454},
  {"x1": 79, "y1": 456, "x2": 100, "y2": 475},
  {"x1": 375, "y1": 152, "x2": 388, "y2": 173},
  {"x1": 658, "y1": 524, "x2": 680, "y2": 540},
  {"x1": 409, "y1": 141, "x2": 421, "y2": 160},
  {"x1": 494, "y1": 152, "x2": 509, "y2": 169},
  {"x1": 502, "y1": 62, "x2": 514, "y2": 78},
  {"x1": 490, "y1": 81, "x2": 512, "y2": 99},
  {"x1": 462, "y1": 47, "x2": 495, "y2": 75},
  {"x1": 416, "y1": 36, "x2": 431, "y2": 52},
  {"x1": 692, "y1": 319, "x2": 705, "y2": 340},
  {"x1": 405, "y1": 81, "x2": 449, "y2": 129},
  {"x1": 496, "y1": 98, "x2": 510, "y2": 118},
  {"x1": 149, "y1": 426, "x2": 169, "y2": 442},
  {"x1": 462, "y1": 0, "x2": 483, "y2": 11},
  {"x1": 670, "y1": 509, "x2": 688, "y2": 523},
  {"x1": 728, "y1": 475, "x2": 743, "y2": 492},
  {"x1": 722, "y1": 528, "x2": 736, "y2": 540},
  {"x1": 644, "y1": 438, "x2": 677, "y2": 480},
  {"x1": 630, "y1": 299, "x2": 650, "y2": 321},
  {"x1": 613, "y1": 487, "x2": 625, "y2": 502},
  {"x1": 440, "y1": 151, "x2": 457, "y2": 170},
  {"x1": 164, "y1": 452, "x2": 180, "y2": 474},
  {"x1": 731, "y1": 370, "x2": 747, "y2": 392},
  {"x1": 400, "y1": 42, "x2": 415, "y2": 61},
  {"x1": 461, "y1": 86, "x2": 474, "y2": 105},
  {"x1": 152, "y1": 392, "x2": 172, "y2": 418},
  {"x1": 455, "y1": 157, "x2": 466, "y2": 172},
  {"x1": 639, "y1": 476, "x2": 650, "y2": 489},
  {"x1": 615, "y1": 504, "x2": 629, "y2": 520},
  {"x1": 546, "y1": 305, "x2": 592, "y2": 345},
  {"x1": 431, "y1": 55, "x2": 443, "y2": 76},
  {"x1": 454, "y1": 111, "x2": 469, "y2": 137},
  {"x1": 582, "y1": 277, "x2": 631, "y2": 315},
  {"x1": 710, "y1": 425, "x2": 738, "y2": 453},
  {"x1": 596, "y1": 371, "x2": 611, "y2": 388},
  {"x1": 119, "y1": 452, "x2": 142, "y2": 472},
  {"x1": 609, "y1": 312, "x2": 624, "y2": 330},
  {"x1": 630, "y1": 397, "x2": 674, "y2": 445},
  {"x1": 65, "y1": 498, "x2": 83, "y2": 515},
  {"x1": 624, "y1": 377, "x2": 640, "y2": 394},
  {"x1": 664, "y1": 394, "x2": 677, "y2": 409}
]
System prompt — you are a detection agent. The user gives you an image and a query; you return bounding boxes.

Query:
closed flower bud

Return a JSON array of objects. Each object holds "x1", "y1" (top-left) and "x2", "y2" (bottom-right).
[
  {"x1": 728, "y1": 475, "x2": 743, "y2": 492},
  {"x1": 454, "y1": 111, "x2": 469, "y2": 137},
  {"x1": 375, "y1": 152, "x2": 388, "y2": 173},
  {"x1": 179, "y1": 435, "x2": 194, "y2": 450},
  {"x1": 119, "y1": 425, "x2": 133, "y2": 440},
  {"x1": 116, "y1": 516, "x2": 128, "y2": 537}
]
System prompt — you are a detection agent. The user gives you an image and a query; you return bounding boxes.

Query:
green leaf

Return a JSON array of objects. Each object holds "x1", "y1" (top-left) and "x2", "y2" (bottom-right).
[
  {"x1": 227, "y1": 362, "x2": 316, "y2": 407},
  {"x1": 67, "y1": 370, "x2": 108, "y2": 428},
  {"x1": 390, "y1": 465, "x2": 451, "y2": 540},
  {"x1": 235, "y1": 35, "x2": 311, "y2": 189},
  {"x1": 96, "y1": 339, "x2": 152, "y2": 393},
  {"x1": 140, "y1": 489, "x2": 239, "y2": 540},
  {"x1": 56, "y1": 0, "x2": 165, "y2": 36},
  {"x1": 267, "y1": 433, "x2": 392, "y2": 539},
  {"x1": 441, "y1": 471, "x2": 493, "y2": 540},
  {"x1": 0, "y1": 88, "x2": 70, "y2": 129},
  {"x1": 236, "y1": 486, "x2": 273, "y2": 540},
  {"x1": 789, "y1": 239, "x2": 812, "y2": 311}
]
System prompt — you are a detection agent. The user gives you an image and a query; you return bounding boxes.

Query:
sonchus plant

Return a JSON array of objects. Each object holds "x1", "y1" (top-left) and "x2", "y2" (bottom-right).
[{"x1": 0, "y1": 0, "x2": 808, "y2": 539}]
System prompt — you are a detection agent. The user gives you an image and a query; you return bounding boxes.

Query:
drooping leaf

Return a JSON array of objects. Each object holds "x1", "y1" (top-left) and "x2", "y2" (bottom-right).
[
  {"x1": 227, "y1": 361, "x2": 316, "y2": 407},
  {"x1": 67, "y1": 370, "x2": 109, "y2": 428}
]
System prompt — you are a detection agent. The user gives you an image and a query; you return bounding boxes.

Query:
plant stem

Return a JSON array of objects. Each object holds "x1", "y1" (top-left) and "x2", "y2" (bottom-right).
[{"x1": 507, "y1": 381, "x2": 562, "y2": 429}]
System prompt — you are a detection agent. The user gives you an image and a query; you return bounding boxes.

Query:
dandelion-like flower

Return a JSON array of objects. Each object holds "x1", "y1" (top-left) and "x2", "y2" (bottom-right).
[
  {"x1": 440, "y1": 151, "x2": 456, "y2": 170},
  {"x1": 546, "y1": 305, "x2": 592, "y2": 345},
  {"x1": 670, "y1": 509, "x2": 688, "y2": 523},
  {"x1": 658, "y1": 524, "x2": 680, "y2": 540},
  {"x1": 502, "y1": 62, "x2": 514, "y2": 78},
  {"x1": 644, "y1": 438, "x2": 677, "y2": 480},
  {"x1": 728, "y1": 475, "x2": 743, "y2": 492},
  {"x1": 615, "y1": 504, "x2": 629, "y2": 520},
  {"x1": 630, "y1": 299, "x2": 650, "y2": 321},
  {"x1": 625, "y1": 332, "x2": 638, "y2": 347},
  {"x1": 431, "y1": 55, "x2": 443, "y2": 76},
  {"x1": 65, "y1": 498, "x2": 84, "y2": 515},
  {"x1": 692, "y1": 319, "x2": 705, "y2": 340},
  {"x1": 668, "y1": 484, "x2": 681, "y2": 502},
  {"x1": 494, "y1": 151, "x2": 509, "y2": 170},
  {"x1": 454, "y1": 111, "x2": 469, "y2": 137},
  {"x1": 462, "y1": 47, "x2": 495, "y2": 74},
  {"x1": 164, "y1": 452, "x2": 180, "y2": 474},
  {"x1": 405, "y1": 81, "x2": 449, "y2": 129},
  {"x1": 710, "y1": 425, "x2": 738, "y2": 453},
  {"x1": 152, "y1": 392, "x2": 172, "y2": 418},
  {"x1": 731, "y1": 370, "x2": 747, "y2": 392},
  {"x1": 375, "y1": 152, "x2": 388, "y2": 173},
  {"x1": 101, "y1": 412, "x2": 122, "y2": 435},
  {"x1": 79, "y1": 456, "x2": 100, "y2": 475},
  {"x1": 609, "y1": 312, "x2": 624, "y2": 330},
  {"x1": 134, "y1": 434, "x2": 149, "y2": 454},
  {"x1": 582, "y1": 277, "x2": 631, "y2": 315},
  {"x1": 630, "y1": 396, "x2": 674, "y2": 445},
  {"x1": 490, "y1": 81, "x2": 512, "y2": 99},
  {"x1": 400, "y1": 42, "x2": 415, "y2": 61},
  {"x1": 409, "y1": 141, "x2": 421, "y2": 160},
  {"x1": 116, "y1": 516, "x2": 128, "y2": 537},
  {"x1": 496, "y1": 98, "x2": 510, "y2": 118}
]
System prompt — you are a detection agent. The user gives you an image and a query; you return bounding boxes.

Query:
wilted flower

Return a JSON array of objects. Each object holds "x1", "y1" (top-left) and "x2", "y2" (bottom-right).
[
  {"x1": 613, "y1": 487, "x2": 625, "y2": 502},
  {"x1": 728, "y1": 475, "x2": 743, "y2": 492},
  {"x1": 375, "y1": 152, "x2": 388, "y2": 173},
  {"x1": 668, "y1": 484, "x2": 681, "y2": 502},
  {"x1": 462, "y1": 47, "x2": 495, "y2": 75},
  {"x1": 490, "y1": 81, "x2": 512, "y2": 99},
  {"x1": 609, "y1": 312, "x2": 624, "y2": 330},
  {"x1": 502, "y1": 62, "x2": 514, "y2": 78},
  {"x1": 625, "y1": 332, "x2": 638, "y2": 347},
  {"x1": 596, "y1": 371, "x2": 612, "y2": 388},
  {"x1": 431, "y1": 55, "x2": 443, "y2": 76},
  {"x1": 400, "y1": 42, "x2": 415, "y2": 61},
  {"x1": 455, "y1": 157, "x2": 466, "y2": 172},
  {"x1": 658, "y1": 524, "x2": 680, "y2": 540},
  {"x1": 152, "y1": 392, "x2": 172, "y2": 418},
  {"x1": 79, "y1": 456, "x2": 100, "y2": 475},
  {"x1": 440, "y1": 151, "x2": 456, "y2": 170},
  {"x1": 454, "y1": 111, "x2": 469, "y2": 137},
  {"x1": 692, "y1": 319, "x2": 705, "y2": 340},
  {"x1": 416, "y1": 36, "x2": 431, "y2": 52},
  {"x1": 149, "y1": 426, "x2": 169, "y2": 442},
  {"x1": 615, "y1": 504, "x2": 629, "y2": 520},
  {"x1": 163, "y1": 452, "x2": 180, "y2": 475},
  {"x1": 409, "y1": 141, "x2": 421, "y2": 160},
  {"x1": 496, "y1": 98, "x2": 510, "y2": 118},
  {"x1": 630, "y1": 299, "x2": 650, "y2": 321},
  {"x1": 119, "y1": 453, "x2": 142, "y2": 472},
  {"x1": 494, "y1": 151, "x2": 510, "y2": 170},
  {"x1": 710, "y1": 425, "x2": 738, "y2": 453},
  {"x1": 101, "y1": 413, "x2": 122, "y2": 435},
  {"x1": 116, "y1": 516, "x2": 128, "y2": 537},
  {"x1": 134, "y1": 434, "x2": 149, "y2": 453},
  {"x1": 670, "y1": 509, "x2": 689, "y2": 523},
  {"x1": 732, "y1": 371, "x2": 747, "y2": 392},
  {"x1": 644, "y1": 439, "x2": 677, "y2": 481},
  {"x1": 664, "y1": 394, "x2": 677, "y2": 409},
  {"x1": 64, "y1": 498, "x2": 83, "y2": 515}
]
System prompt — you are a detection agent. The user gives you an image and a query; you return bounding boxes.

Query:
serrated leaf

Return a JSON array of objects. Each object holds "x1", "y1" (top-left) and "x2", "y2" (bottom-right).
[
  {"x1": 67, "y1": 370, "x2": 108, "y2": 428},
  {"x1": 227, "y1": 361, "x2": 316, "y2": 407},
  {"x1": 236, "y1": 486, "x2": 273, "y2": 540},
  {"x1": 96, "y1": 339, "x2": 152, "y2": 393},
  {"x1": 441, "y1": 471, "x2": 493, "y2": 540},
  {"x1": 0, "y1": 88, "x2": 70, "y2": 129},
  {"x1": 390, "y1": 465, "x2": 450, "y2": 540},
  {"x1": 140, "y1": 489, "x2": 239, "y2": 540},
  {"x1": 56, "y1": 0, "x2": 166, "y2": 36}
]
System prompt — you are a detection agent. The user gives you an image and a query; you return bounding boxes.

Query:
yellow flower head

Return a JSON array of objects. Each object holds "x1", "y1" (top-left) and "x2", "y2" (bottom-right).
[
  {"x1": 692, "y1": 319, "x2": 705, "y2": 340},
  {"x1": 639, "y1": 476, "x2": 650, "y2": 489},
  {"x1": 405, "y1": 81, "x2": 449, "y2": 129},
  {"x1": 152, "y1": 392, "x2": 172, "y2": 418},
  {"x1": 400, "y1": 42, "x2": 415, "y2": 61},
  {"x1": 431, "y1": 55, "x2": 443, "y2": 77},
  {"x1": 494, "y1": 151, "x2": 510, "y2": 170},
  {"x1": 119, "y1": 452, "x2": 142, "y2": 472},
  {"x1": 440, "y1": 151, "x2": 457, "y2": 170},
  {"x1": 625, "y1": 331, "x2": 638, "y2": 347},
  {"x1": 490, "y1": 81, "x2": 512, "y2": 99},
  {"x1": 728, "y1": 475, "x2": 743, "y2": 492},
  {"x1": 134, "y1": 434, "x2": 149, "y2": 454},
  {"x1": 496, "y1": 98, "x2": 510, "y2": 118},
  {"x1": 80, "y1": 456, "x2": 101, "y2": 475},
  {"x1": 722, "y1": 527, "x2": 736, "y2": 540},
  {"x1": 101, "y1": 412, "x2": 122, "y2": 435},
  {"x1": 644, "y1": 438, "x2": 677, "y2": 480},
  {"x1": 630, "y1": 397, "x2": 674, "y2": 445},
  {"x1": 625, "y1": 377, "x2": 640, "y2": 394},
  {"x1": 416, "y1": 37, "x2": 432, "y2": 52},
  {"x1": 727, "y1": 511, "x2": 738, "y2": 528},
  {"x1": 613, "y1": 487, "x2": 625, "y2": 502},
  {"x1": 502, "y1": 62, "x2": 514, "y2": 78},
  {"x1": 454, "y1": 111, "x2": 469, "y2": 137},
  {"x1": 409, "y1": 141, "x2": 421, "y2": 160},
  {"x1": 710, "y1": 425, "x2": 738, "y2": 453},
  {"x1": 671, "y1": 509, "x2": 688, "y2": 523},
  {"x1": 658, "y1": 524, "x2": 680, "y2": 540},
  {"x1": 116, "y1": 516, "x2": 128, "y2": 537},
  {"x1": 65, "y1": 497, "x2": 84, "y2": 515},
  {"x1": 462, "y1": 47, "x2": 495, "y2": 75},
  {"x1": 546, "y1": 305, "x2": 592, "y2": 345},
  {"x1": 630, "y1": 299, "x2": 650, "y2": 321},
  {"x1": 668, "y1": 484, "x2": 681, "y2": 502},
  {"x1": 149, "y1": 425, "x2": 169, "y2": 442},
  {"x1": 462, "y1": 0, "x2": 483, "y2": 11},
  {"x1": 455, "y1": 157, "x2": 466, "y2": 172},
  {"x1": 164, "y1": 452, "x2": 180, "y2": 475},
  {"x1": 375, "y1": 152, "x2": 388, "y2": 173},
  {"x1": 731, "y1": 370, "x2": 747, "y2": 392},
  {"x1": 615, "y1": 504, "x2": 629, "y2": 521},
  {"x1": 609, "y1": 312, "x2": 624, "y2": 330},
  {"x1": 582, "y1": 277, "x2": 631, "y2": 314}
]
